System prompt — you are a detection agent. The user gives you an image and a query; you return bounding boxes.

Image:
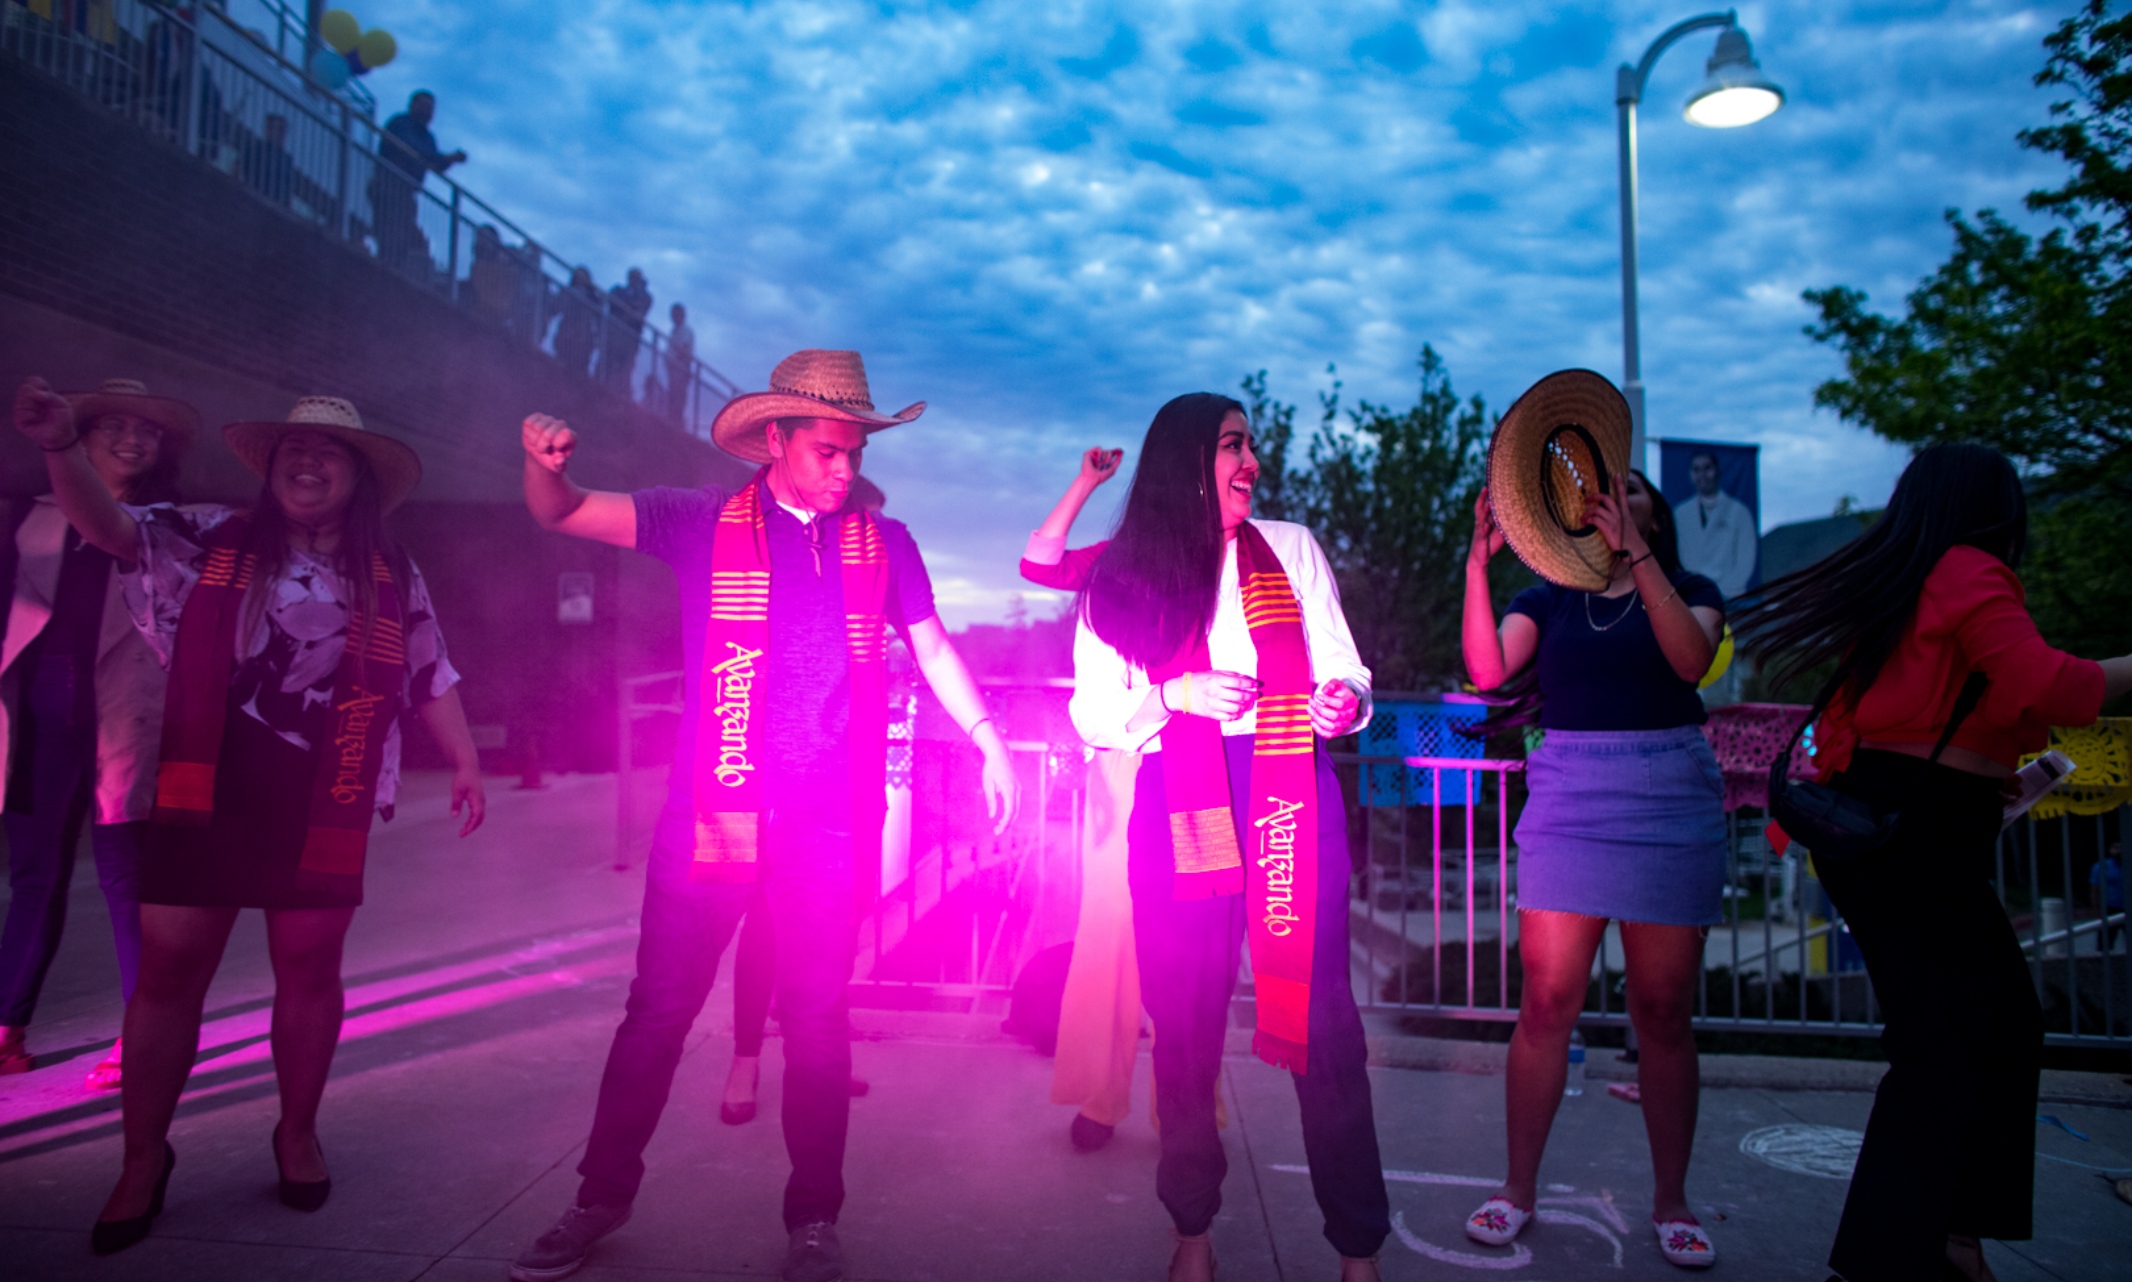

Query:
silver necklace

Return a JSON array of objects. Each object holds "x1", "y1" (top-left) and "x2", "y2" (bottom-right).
[{"x1": 1585, "y1": 589, "x2": 1641, "y2": 632}]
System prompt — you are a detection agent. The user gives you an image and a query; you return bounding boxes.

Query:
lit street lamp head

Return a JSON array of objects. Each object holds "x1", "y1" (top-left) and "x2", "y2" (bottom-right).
[{"x1": 1685, "y1": 26, "x2": 1784, "y2": 128}]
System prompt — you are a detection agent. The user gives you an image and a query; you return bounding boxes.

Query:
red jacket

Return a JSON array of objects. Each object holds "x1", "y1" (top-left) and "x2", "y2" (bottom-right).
[{"x1": 1813, "y1": 544, "x2": 2104, "y2": 778}]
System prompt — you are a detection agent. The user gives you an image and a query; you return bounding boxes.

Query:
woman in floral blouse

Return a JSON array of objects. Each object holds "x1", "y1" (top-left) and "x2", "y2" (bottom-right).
[{"x1": 12, "y1": 384, "x2": 486, "y2": 1254}]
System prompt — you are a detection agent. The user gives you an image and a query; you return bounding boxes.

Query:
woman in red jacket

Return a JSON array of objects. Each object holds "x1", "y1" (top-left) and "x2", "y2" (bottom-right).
[{"x1": 1739, "y1": 444, "x2": 2132, "y2": 1282}]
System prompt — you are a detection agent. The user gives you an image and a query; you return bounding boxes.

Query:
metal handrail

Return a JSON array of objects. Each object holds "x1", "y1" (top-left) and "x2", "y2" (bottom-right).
[{"x1": 3, "y1": 0, "x2": 742, "y2": 437}]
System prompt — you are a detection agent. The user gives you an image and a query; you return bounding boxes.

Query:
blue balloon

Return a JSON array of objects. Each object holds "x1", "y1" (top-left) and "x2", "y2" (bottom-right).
[{"x1": 308, "y1": 48, "x2": 351, "y2": 90}]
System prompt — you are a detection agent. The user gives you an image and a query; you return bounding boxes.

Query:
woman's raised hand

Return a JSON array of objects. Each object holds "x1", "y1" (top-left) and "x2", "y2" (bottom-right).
[
  {"x1": 1468, "y1": 487, "x2": 1506, "y2": 567},
  {"x1": 1586, "y1": 473, "x2": 1649, "y2": 561},
  {"x1": 1166, "y1": 670, "x2": 1260, "y2": 722},
  {"x1": 13, "y1": 377, "x2": 75, "y2": 450},
  {"x1": 1079, "y1": 446, "x2": 1124, "y2": 487},
  {"x1": 521, "y1": 413, "x2": 577, "y2": 474}
]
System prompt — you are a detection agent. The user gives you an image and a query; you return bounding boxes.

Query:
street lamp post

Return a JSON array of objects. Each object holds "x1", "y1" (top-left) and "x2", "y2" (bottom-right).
[{"x1": 1616, "y1": 9, "x2": 1784, "y2": 462}]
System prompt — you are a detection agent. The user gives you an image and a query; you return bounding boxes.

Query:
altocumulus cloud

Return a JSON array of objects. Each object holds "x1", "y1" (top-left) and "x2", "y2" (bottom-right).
[{"x1": 362, "y1": 0, "x2": 2067, "y2": 622}]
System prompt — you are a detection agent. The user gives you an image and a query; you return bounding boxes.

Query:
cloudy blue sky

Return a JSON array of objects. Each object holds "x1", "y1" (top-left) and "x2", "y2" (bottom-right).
[{"x1": 357, "y1": 0, "x2": 2073, "y2": 624}]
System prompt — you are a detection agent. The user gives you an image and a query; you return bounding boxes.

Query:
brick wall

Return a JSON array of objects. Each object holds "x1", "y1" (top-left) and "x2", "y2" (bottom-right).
[{"x1": 0, "y1": 52, "x2": 752, "y2": 774}]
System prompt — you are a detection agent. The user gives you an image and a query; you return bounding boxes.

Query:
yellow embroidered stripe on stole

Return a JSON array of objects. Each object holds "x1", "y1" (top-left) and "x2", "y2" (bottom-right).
[
  {"x1": 844, "y1": 616, "x2": 886, "y2": 662},
  {"x1": 710, "y1": 571, "x2": 771, "y2": 621},
  {"x1": 1170, "y1": 807, "x2": 1243, "y2": 875},
  {"x1": 198, "y1": 546, "x2": 243, "y2": 589},
  {"x1": 1253, "y1": 693, "x2": 1314, "y2": 754},
  {"x1": 155, "y1": 762, "x2": 216, "y2": 812},
  {"x1": 840, "y1": 515, "x2": 886, "y2": 563},
  {"x1": 1240, "y1": 573, "x2": 1302, "y2": 626},
  {"x1": 693, "y1": 812, "x2": 760, "y2": 865}
]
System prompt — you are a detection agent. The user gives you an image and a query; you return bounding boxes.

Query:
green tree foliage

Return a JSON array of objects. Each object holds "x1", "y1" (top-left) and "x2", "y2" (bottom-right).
[
  {"x1": 1804, "y1": 1, "x2": 2132, "y2": 666},
  {"x1": 1242, "y1": 348, "x2": 1526, "y2": 692}
]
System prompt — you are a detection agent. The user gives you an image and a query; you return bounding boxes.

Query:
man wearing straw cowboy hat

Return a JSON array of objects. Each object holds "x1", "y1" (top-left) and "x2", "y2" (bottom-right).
[{"x1": 513, "y1": 349, "x2": 1018, "y2": 1282}]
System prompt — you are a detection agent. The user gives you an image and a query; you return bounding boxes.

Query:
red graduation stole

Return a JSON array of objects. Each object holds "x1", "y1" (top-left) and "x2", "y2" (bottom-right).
[
  {"x1": 1152, "y1": 522, "x2": 1319, "y2": 1072},
  {"x1": 691, "y1": 472, "x2": 889, "y2": 885},
  {"x1": 153, "y1": 516, "x2": 406, "y2": 897}
]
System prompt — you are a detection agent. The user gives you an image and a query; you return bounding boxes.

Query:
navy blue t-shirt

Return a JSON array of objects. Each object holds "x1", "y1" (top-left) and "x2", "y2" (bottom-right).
[
  {"x1": 1505, "y1": 571, "x2": 1724, "y2": 731},
  {"x1": 634, "y1": 485, "x2": 936, "y2": 876}
]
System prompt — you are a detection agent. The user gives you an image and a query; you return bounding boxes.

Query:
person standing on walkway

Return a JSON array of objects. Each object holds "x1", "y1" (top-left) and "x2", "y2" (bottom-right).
[
  {"x1": 12, "y1": 385, "x2": 488, "y2": 1255},
  {"x1": 511, "y1": 349, "x2": 1018, "y2": 1282},
  {"x1": 600, "y1": 268, "x2": 653, "y2": 393},
  {"x1": 372, "y1": 90, "x2": 467, "y2": 271},
  {"x1": 664, "y1": 302, "x2": 696, "y2": 425},
  {"x1": 1459, "y1": 372, "x2": 1727, "y2": 1269},
  {"x1": 1070, "y1": 393, "x2": 1388, "y2": 1282},
  {"x1": 1736, "y1": 443, "x2": 2132, "y2": 1282},
  {"x1": 0, "y1": 380, "x2": 197, "y2": 1092},
  {"x1": 1019, "y1": 445, "x2": 1153, "y2": 1151}
]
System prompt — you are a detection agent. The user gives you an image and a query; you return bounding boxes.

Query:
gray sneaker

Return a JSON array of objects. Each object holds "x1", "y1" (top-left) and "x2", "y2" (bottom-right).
[
  {"x1": 509, "y1": 1202, "x2": 632, "y2": 1281},
  {"x1": 782, "y1": 1219, "x2": 844, "y2": 1282}
]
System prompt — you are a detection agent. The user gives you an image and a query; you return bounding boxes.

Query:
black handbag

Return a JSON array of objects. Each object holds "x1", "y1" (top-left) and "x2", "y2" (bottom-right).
[{"x1": 1767, "y1": 671, "x2": 1988, "y2": 866}]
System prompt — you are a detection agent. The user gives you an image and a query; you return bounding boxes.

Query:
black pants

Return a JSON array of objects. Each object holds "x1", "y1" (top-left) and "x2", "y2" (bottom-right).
[
  {"x1": 1821, "y1": 751, "x2": 2042, "y2": 1281},
  {"x1": 0, "y1": 653, "x2": 145, "y2": 1023},
  {"x1": 577, "y1": 811, "x2": 857, "y2": 1229},
  {"x1": 1128, "y1": 737, "x2": 1390, "y2": 1260}
]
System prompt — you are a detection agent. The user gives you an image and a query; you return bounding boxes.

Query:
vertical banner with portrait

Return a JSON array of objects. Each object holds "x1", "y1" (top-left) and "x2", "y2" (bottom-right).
[{"x1": 1658, "y1": 439, "x2": 1760, "y2": 600}]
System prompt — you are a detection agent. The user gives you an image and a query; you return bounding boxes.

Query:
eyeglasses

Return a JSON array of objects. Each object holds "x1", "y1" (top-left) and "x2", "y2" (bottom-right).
[{"x1": 88, "y1": 418, "x2": 165, "y2": 444}]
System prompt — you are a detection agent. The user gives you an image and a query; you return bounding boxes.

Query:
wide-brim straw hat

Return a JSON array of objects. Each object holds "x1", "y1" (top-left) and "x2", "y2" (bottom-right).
[
  {"x1": 1486, "y1": 369, "x2": 1634, "y2": 593},
  {"x1": 66, "y1": 378, "x2": 201, "y2": 453},
  {"x1": 223, "y1": 397, "x2": 423, "y2": 512},
  {"x1": 710, "y1": 349, "x2": 924, "y2": 464}
]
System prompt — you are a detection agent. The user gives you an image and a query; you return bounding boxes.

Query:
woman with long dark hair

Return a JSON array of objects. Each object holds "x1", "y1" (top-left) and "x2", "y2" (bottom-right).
[
  {"x1": 0, "y1": 379, "x2": 196, "y2": 1092},
  {"x1": 1461, "y1": 467, "x2": 1729, "y2": 1269},
  {"x1": 11, "y1": 384, "x2": 487, "y2": 1254},
  {"x1": 1070, "y1": 393, "x2": 1388, "y2": 1282},
  {"x1": 1735, "y1": 443, "x2": 2132, "y2": 1282}
]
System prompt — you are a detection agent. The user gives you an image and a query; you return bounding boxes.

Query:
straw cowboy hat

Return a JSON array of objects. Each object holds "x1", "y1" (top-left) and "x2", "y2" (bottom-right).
[
  {"x1": 65, "y1": 378, "x2": 201, "y2": 453},
  {"x1": 1486, "y1": 369, "x2": 1634, "y2": 593},
  {"x1": 710, "y1": 349, "x2": 925, "y2": 465},
  {"x1": 224, "y1": 397, "x2": 423, "y2": 512}
]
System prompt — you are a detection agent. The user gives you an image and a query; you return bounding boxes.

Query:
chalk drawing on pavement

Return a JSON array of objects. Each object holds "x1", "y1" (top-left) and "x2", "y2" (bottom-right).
[
  {"x1": 1270, "y1": 1165, "x2": 1627, "y2": 1272},
  {"x1": 1738, "y1": 1124, "x2": 1863, "y2": 1180}
]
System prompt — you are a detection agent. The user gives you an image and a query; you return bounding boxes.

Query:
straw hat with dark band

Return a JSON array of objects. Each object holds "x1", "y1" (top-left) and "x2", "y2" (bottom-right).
[
  {"x1": 709, "y1": 349, "x2": 924, "y2": 464},
  {"x1": 1486, "y1": 369, "x2": 1634, "y2": 593},
  {"x1": 66, "y1": 379, "x2": 201, "y2": 453},
  {"x1": 224, "y1": 397, "x2": 423, "y2": 512}
]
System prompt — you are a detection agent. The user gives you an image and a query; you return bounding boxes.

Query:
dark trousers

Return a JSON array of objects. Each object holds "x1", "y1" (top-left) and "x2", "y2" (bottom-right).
[
  {"x1": 1128, "y1": 737, "x2": 1390, "y2": 1260},
  {"x1": 0, "y1": 653, "x2": 144, "y2": 1025},
  {"x1": 1822, "y1": 750, "x2": 2043, "y2": 1281},
  {"x1": 734, "y1": 881, "x2": 775, "y2": 1057},
  {"x1": 577, "y1": 811, "x2": 857, "y2": 1229}
]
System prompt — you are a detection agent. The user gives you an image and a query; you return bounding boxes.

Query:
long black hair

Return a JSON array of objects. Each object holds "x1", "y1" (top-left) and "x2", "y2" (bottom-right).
[
  {"x1": 242, "y1": 439, "x2": 409, "y2": 675},
  {"x1": 1080, "y1": 392, "x2": 1243, "y2": 670},
  {"x1": 1732, "y1": 442, "x2": 2026, "y2": 708}
]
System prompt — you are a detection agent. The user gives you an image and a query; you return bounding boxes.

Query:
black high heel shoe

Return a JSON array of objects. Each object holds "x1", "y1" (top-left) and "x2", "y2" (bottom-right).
[
  {"x1": 91, "y1": 1142, "x2": 174, "y2": 1256},
  {"x1": 273, "y1": 1122, "x2": 331, "y2": 1212}
]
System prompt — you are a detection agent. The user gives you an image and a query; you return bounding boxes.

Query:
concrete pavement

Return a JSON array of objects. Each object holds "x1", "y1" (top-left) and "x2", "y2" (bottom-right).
[{"x1": 2, "y1": 771, "x2": 2129, "y2": 1280}]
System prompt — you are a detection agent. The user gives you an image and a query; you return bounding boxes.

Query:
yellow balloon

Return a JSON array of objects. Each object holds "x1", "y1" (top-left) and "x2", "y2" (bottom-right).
[
  {"x1": 319, "y1": 9, "x2": 359, "y2": 54},
  {"x1": 357, "y1": 28, "x2": 398, "y2": 70},
  {"x1": 1699, "y1": 625, "x2": 1735, "y2": 690}
]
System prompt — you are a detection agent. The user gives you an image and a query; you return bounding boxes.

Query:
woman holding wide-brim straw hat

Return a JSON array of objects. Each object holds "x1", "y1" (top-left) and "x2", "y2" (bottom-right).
[
  {"x1": 1459, "y1": 370, "x2": 1728, "y2": 1270},
  {"x1": 10, "y1": 383, "x2": 487, "y2": 1254},
  {"x1": 0, "y1": 379, "x2": 199, "y2": 1093}
]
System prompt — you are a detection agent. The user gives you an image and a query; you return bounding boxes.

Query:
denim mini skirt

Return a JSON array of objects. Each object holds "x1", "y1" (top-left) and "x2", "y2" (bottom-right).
[{"x1": 1513, "y1": 726, "x2": 1727, "y2": 927}]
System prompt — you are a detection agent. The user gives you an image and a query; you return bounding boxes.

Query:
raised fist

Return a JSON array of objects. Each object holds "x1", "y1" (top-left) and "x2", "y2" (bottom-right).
[
  {"x1": 13, "y1": 377, "x2": 76, "y2": 450},
  {"x1": 522, "y1": 413, "x2": 576, "y2": 474}
]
